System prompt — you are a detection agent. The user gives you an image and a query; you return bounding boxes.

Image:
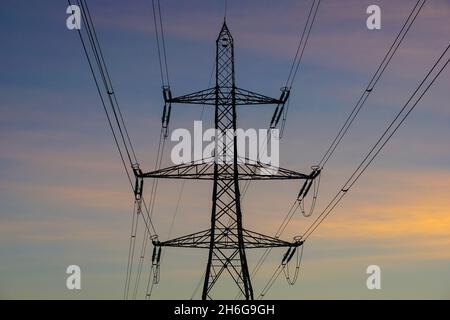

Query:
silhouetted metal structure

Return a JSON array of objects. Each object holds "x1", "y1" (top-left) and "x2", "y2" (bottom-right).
[
  {"x1": 73, "y1": 0, "x2": 444, "y2": 301},
  {"x1": 140, "y1": 21, "x2": 317, "y2": 300}
]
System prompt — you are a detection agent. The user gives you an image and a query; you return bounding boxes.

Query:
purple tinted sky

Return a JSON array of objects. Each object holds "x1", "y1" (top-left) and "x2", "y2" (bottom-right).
[{"x1": 1, "y1": 0, "x2": 449, "y2": 299}]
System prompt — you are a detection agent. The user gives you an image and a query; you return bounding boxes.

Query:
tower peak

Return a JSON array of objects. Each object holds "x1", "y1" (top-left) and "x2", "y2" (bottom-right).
[{"x1": 217, "y1": 20, "x2": 232, "y2": 43}]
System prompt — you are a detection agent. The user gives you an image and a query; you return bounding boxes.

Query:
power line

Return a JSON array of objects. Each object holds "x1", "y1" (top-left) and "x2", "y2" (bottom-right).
[
  {"x1": 250, "y1": 0, "x2": 427, "y2": 294},
  {"x1": 283, "y1": 243, "x2": 304, "y2": 285},
  {"x1": 131, "y1": 0, "x2": 175, "y2": 296},
  {"x1": 234, "y1": 201, "x2": 299, "y2": 299},
  {"x1": 71, "y1": 0, "x2": 446, "y2": 300},
  {"x1": 235, "y1": 0, "x2": 322, "y2": 299},
  {"x1": 152, "y1": 0, "x2": 170, "y2": 87},
  {"x1": 258, "y1": 43, "x2": 449, "y2": 299},
  {"x1": 135, "y1": 0, "x2": 174, "y2": 298},
  {"x1": 188, "y1": 60, "x2": 217, "y2": 300},
  {"x1": 68, "y1": 0, "x2": 161, "y2": 300},
  {"x1": 257, "y1": 243, "x2": 304, "y2": 299},
  {"x1": 241, "y1": 0, "x2": 321, "y2": 200},
  {"x1": 257, "y1": 265, "x2": 284, "y2": 300},
  {"x1": 82, "y1": 0, "x2": 138, "y2": 162},
  {"x1": 68, "y1": 0, "x2": 134, "y2": 187},
  {"x1": 144, "y1": 264, "x2": 156, "y2": 299},
  {"x1": 157, "y1": 0, "x2": 170, "y2": 86},
  {"x1": 190, "y1": 270, "x2": 206, "y2": 300},
  {"x1": 125, "y1": 199, "x2": 158, "y2": 299},
  {"x1": 318, "y1": 0, "x2": 426, "y2": 169},
  {"x1": 77, "y1": 0, "x2": 137, "y2": 166},
  {"x1": 303, "y1": 44, "x2": 450, "y2": 240},
  {"x1": 124, "y1": 201, "x2": 138, "y2": 299},
  {"x1": 285, "y1": 0, "x2": 321, "y2": 89},
  {"x1": 133, "y1": 129, "x2": 166, "y2": 299}
]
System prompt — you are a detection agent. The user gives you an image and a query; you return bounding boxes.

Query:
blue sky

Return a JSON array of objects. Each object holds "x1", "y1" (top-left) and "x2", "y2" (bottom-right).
[{"x1": 1, "y1": 0, "x2": 450, "y2": 299}]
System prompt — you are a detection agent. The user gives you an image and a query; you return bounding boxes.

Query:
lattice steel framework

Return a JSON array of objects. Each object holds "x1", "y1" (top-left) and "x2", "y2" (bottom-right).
[{"x1": 138, "y1": 21, "x2": 317, "y2": 300}]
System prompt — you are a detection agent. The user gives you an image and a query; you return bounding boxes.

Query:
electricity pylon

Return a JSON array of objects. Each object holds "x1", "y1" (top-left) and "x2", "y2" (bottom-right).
[{"x1": 138, "y1": 21, "x2": 318, "y2": 300}]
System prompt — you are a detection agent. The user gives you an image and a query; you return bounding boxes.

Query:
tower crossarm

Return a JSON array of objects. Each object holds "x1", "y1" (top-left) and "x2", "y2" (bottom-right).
[
  {"x1": 154, "y1": 228, "x2": 300, "y2": 249},
  {"x1": 139, "y1": 160, "x2": 313, "y2": 180},
  {"x1": 166, "y1": 87, "x2": 288, "y2": 106}
]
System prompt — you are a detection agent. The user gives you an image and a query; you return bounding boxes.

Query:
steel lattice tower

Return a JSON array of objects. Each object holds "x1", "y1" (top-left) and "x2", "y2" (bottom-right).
[
  {"x1": 204, "y1": 22, "x2": 252, "y2": 299},
  {"x1": 138, "y1": 21, "x2": 318, "y2": 300}
]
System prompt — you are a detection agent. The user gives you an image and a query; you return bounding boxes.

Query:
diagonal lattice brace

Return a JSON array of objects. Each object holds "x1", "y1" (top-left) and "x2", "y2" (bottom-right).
[
  {"x1": 168, "y1": 87, "x2": 216, "y2": 105},
  {"x1": 234, "y1": 87, "x2": 284, "y2": 105}
]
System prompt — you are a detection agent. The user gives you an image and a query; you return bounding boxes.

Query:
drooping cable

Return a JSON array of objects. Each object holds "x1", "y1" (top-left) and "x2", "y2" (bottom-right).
[
  {"x1": 318, "y1": 0, "x2": 426, "y2": 169},
  {"x1": 303, "y1": 44, "x2": 450, "y2": 240},
  {"x1": 283, "y1": 244, "x2": 304, "y2": 285},
  {"x1": 285, "y1": 0, "x2": 321, "y2": 89},
  {"x1": 152, "y1": 0, "x2": 170, "y2": 87},
  {"x1": 241, "y1": 0, "x2": 321, "y2": 201},
  {"x1": 67, "y1": 0, "x2": 159, "y2": 299},
  {"x1": 67, "y1": 0, "x2": 134, "y2": 187},
  {"x1": 138, "y1": 0, "x2": 175, "y2": 298},
  {"x1": 82, "y1": 0, "x2": 138, "y2": 162},
  {"x1": 134, "y1": 128, "x2": 166, "y2": 299},
  {"x1": 259, "y1": 43, "x2": 449, "y2": 299},
  {"x1": 252, "y1": 0, "x2": 428, "y2": 297},
  {"x1": 77, "y1": 0, "x2": 137, "y2": 166},
  {"x1": 124, "y1": 201, "x2": 139, "y2": 299},
  {"x1": 157, "y1": 0, "x2": 170, "y2": 86}
]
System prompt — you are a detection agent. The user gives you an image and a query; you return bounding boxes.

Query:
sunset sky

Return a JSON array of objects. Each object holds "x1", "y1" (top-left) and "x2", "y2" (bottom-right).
[{"x1": 1, "y1": 0, "x2": 449, "y2": 299}]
